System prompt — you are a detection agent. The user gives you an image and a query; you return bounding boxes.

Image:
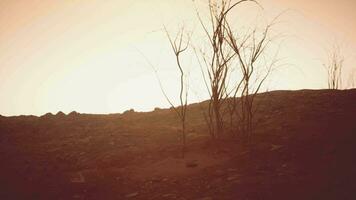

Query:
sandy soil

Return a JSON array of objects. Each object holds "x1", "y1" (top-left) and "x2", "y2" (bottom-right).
[{"x1": 0, "y1": 89, "x2": 355, "y2": 200}]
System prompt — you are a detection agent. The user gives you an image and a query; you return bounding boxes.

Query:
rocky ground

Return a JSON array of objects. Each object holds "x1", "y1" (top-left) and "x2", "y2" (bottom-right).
[{"x1": 0, "y1": 89, "x2": 355, "y2": 200}]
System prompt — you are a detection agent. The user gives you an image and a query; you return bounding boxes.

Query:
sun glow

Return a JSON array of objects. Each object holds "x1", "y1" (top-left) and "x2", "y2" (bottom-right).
[{"x1": 0, "y1": 0, "x2": 355, "y2": 116}]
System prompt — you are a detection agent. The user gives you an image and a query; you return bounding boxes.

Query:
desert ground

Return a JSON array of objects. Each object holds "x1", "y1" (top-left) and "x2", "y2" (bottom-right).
[{"x1": 0, "y1": 89, "x2": 355, "y2": 200}]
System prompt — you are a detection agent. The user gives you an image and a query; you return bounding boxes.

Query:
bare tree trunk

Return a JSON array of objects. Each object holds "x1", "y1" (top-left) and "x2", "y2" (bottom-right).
[{"x1": 162, "y1": 26, "x2": 190, "y2": 158}]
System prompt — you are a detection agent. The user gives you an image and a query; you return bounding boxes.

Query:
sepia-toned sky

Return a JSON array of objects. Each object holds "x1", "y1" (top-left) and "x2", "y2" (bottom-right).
[{"x1": 0, "y1": 0, "x2": 355, "y2": 116}]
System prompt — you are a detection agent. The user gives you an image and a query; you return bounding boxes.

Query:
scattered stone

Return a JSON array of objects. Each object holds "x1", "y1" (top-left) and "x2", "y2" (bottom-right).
[
  {"x1": 125, "y1": 192, "x2": 138, "y2": 198},
  {"x1": 227, "y1": 175, "x2": 240, "y2": 181},
  {"x1": 270, "y1": 144, "x2": 283, "y2": 151}
]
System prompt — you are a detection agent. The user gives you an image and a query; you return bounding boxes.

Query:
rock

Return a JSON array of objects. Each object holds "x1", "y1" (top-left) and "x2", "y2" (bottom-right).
[
  {"x1": 270, "y1": 144, "x2": 283, "y2": 151},
  {"x1": 68, "y1": 111, "x2": 79, "y2": 117},
  {"x1": 154, "y1": 107, "x2": 162, "y2": 111},
  {"x1": 186, "y1": 160, "x2": 198, "y2": 168},
  {"x1": 56, "y1": 111, "x2": 66, "y2": 117},
  {"x1": 123, "y1": 109, "x2": 135, "y2": 114},
  {"x1": 41, "y1": 112, "x2": 54, "y2": 118},
  {"x1": 227, "y1": 174, "x2": 240, "y2": 181},
  {"x1": 125, "y1": 192, "x2": 138, "y2": 198}
]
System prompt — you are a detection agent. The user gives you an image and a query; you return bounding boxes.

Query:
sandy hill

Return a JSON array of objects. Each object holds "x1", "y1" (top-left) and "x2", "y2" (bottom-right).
[{"x1": 0, "y1": 89, "x2": 355, "y2": 200}]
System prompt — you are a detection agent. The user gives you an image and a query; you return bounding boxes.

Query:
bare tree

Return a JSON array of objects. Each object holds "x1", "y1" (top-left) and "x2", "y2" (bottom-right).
[
  {"x1": 138, "y1": 27, "x2": 190, "y2": 157},
  {"x1": 347, "y1": 69, "x2": 356, "y2": 88},
  {"x1": 324, "y1": 44, "x2": 344, "y2": 89},
  {"x1": 193, "y1": 0, "x2": 280, "y2": 145},
  {"x1": 225, "y1": 20, "x2": 280, "y2": 144},
  {"x1": 194, "y1": 0, "x2": 253, "y2": 139},
  {"x1": 164, "y1": 26, "x2": 190, "y2": 157}
]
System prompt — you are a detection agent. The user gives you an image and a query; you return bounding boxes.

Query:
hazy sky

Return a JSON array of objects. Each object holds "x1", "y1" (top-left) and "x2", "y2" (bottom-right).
[{"x1": 0, "y1": 0, "x2": 355, "y2": 116}]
